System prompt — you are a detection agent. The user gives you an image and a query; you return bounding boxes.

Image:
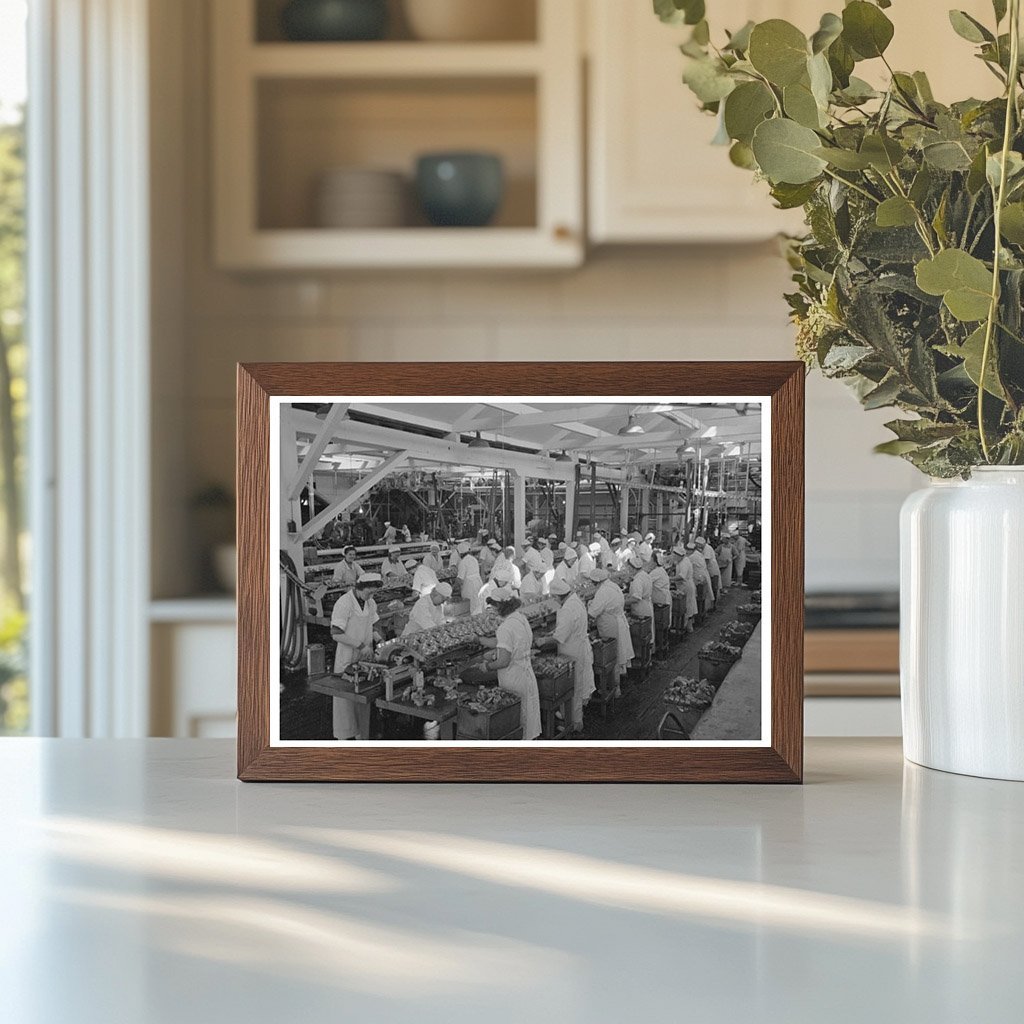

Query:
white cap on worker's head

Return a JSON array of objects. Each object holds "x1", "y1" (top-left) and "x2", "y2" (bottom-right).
[
  {"x1": 563, "y1": 546, "x2": 578, "y2": 561},
  {"x1": 549, "y1": 579, "x2": 572, "y2": 597},
  {"x1": 404, "y1": 559, "x2": 418, "y2": 569},
  {"x1": 387, "y1": 545, "x2": 401, "y2": 554},
  {"x1": 589, "y1": 568, "x2": 609, "y2": 582},
  {"x1": 356, "y1": 572, "x2": 382, "y2": 585},
  {"x1": 458, "y1": 541, "x2": 470, "y2": 554},
  {"x1": 432, "y1": 581, "x2": 452, "y2": 600}
]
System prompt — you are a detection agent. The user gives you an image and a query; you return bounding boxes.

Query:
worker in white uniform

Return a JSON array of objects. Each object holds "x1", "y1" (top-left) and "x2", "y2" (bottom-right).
[
  {"x1": 535, "y1": 578, "x2": 595, "y2": 734},
  {"x1": 625, "y1": 554, "x2": 654, "y2": 648},
  {"x1": 330, "y1": 572, "x2": 382, "y2": 740},
  {"x1": 717, "y1": 534, "x2": 735, "y2": 589},
  {"x1": 479, "y1": 568, "x2": 512, "y2": 606},
  {"x1": 639, "y1": 533, "x2": 655, "y2": 563},
  {"x1": 332, "y1": 545, "x2": 362, "y2": 588},
  {"x1": 700, "y1": 536, "x2": 722, "y2": 603},
  {"x1": 457, "y1": 541, "x2": 484, "y2": 614},
  {"x1": 402, "y1": 581, "x2": 451, "y2": 636},
  {"x1": 538, "y1": 537, "x2": 554, "y2": 570},
  {"x1": 411, "y1": 559, "x2": 439, "y2": 596},
  {"x1": 648, "y1": 554, "x2": 672, "y2": 656},
  {"x1": 586, "y1": 567, "x2": 635, "y2": 686},
  {"x1": 688, "y1": 540, "x2": 714, "y2": 614},
  {"x1": 478, "y1": 586, "x2": 541, "y2": 739},
  {"x1": 421, "y1": 543, "x2": 445, "y2": 575},
  {"x1": 673, "y1": 542, "x2": 698, "y2": 631},
  {"x1": 734, "y1": 529, "x2": 749, "y2": 584},
  {"x1": 552, "y1": 544, "x2": 578, "y2": 587},
  {"x1": 380, "y1": 546, "x2": 405, "y2": 583},
  {"x1": 577, "y1": 542, "x2": 598, "y2": 577}
]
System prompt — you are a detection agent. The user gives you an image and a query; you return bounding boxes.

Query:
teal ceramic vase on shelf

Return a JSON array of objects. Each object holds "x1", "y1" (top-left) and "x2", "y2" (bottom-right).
[
  {"x1": 281, "y1": 0, "x2": 388, "y2": 42},
  {"x1": 415, "y1": 153, "x2": 505, "y2": 228}
]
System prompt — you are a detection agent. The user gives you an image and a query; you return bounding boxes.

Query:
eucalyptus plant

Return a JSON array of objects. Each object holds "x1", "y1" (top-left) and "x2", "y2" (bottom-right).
[{"x1": 657, "y1": 0, "x2": 1024, "y2": 476}]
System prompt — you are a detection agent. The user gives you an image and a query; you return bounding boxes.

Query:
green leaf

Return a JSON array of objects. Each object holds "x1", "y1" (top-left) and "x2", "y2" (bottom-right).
[
  {"x1": 842, "y1": 1, "x2": 895, "y2": 59},
  {"x1": 810, "y1": 12, "x2": 843, "y2": 54},
  {"x1": 940, "y1": 325, "x2": 1006, "y2": 398},
  {"x1": 653, "y1": 0, "x2": 705, "y2": 25},
  {"x1": 729, "y1": 140, "x2": 757, "y2": 169},
  {"x1": 682, "y1": 57, "x2": 736, "y2": 104},
  {"x1": 915, "y1": 249, "x2": 994, "y2": 321},
  {"x1": 751, "y1": 118, "x2": 828, "y2": 184},
  {"x1": 724, "y1": 20, "x2": 755, "y2": 53},
  {"x1": 770, "y1": 180, "x2": 820, "y2": 209},
  {"x1": 874, "y1": 439, "x2": 922, "y2": 455},
  {"x1": 814, "y1": 146, "x2": 872, "y2": 170},
  {"x1": 724, "y1": 81, "x2": 775, "y2": 144},
  {"x1": 748, "y1": 20, "x2": 809, "y2": 87},
  {"x1": 876, "y1": 197, "x2": 918, "y2": 228},
  {"x1": 1000, "y1": 203, "x2": 1024, "y2": 245},
  {"x1": 948, "y1": 10, "x2": 994, "y2": 44},
  {"x1": 860, "y1": 133, "x2": 904, "y2": 173},
  {"x1": 784, "y1": 80, "x2": 824, "y2": 129}
]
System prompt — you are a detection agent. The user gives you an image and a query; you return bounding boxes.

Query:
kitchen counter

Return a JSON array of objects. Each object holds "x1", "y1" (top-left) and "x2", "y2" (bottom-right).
[{"x1": 1, "y1": 738, "x2": 1020, "y2": 1023}]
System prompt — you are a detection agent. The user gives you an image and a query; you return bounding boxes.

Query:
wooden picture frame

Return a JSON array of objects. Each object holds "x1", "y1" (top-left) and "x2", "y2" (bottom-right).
[{"x1": 238, "y1": 362, "x2": 804, "y2": 782}]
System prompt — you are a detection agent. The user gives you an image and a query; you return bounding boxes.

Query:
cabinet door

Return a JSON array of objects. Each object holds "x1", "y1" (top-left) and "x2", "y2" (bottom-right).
[{"x1": 587, "y1": 0, "x2": 809, "y2": 243}]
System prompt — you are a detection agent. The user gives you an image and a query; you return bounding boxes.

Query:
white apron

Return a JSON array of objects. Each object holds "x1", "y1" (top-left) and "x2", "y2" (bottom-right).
[
  {"x1": 330, "y1": 591, "x2": 378, "y2": 739},
  {"x1": 588, "y1": 580, "x2": 635, "y2": 678},
  {"x1": 495, "y1": 612, "x2": 541, "y2": 739},
  {"x1": 552, "y1": 594, "x2": 596, "y2": 725}
]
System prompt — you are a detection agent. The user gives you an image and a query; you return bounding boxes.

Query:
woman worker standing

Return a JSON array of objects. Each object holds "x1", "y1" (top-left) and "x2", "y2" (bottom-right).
[
  {"x1": 536, "y1": 578, "x2": 595, "y2": 734},
  {"x1": 586, "y1": 567, "x2": 635, "y2": 689},
  {"x1": 478, "y1": 586, "x2": 541, "y2": 739},
  {"x1": 330, "y1": 572, "x2": 382, "y2": 740}
]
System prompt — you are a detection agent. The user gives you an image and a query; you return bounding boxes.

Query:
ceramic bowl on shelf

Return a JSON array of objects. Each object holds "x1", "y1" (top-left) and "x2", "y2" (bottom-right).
[
  {"x1": 280, "y1": 0, "x2": 389, "y2": 42},
  {"x1": 402, "y1": 0, "x2": 532, "y2": 42},
  {"x1": 414, "y1": 152, "x2": 504, "y2": 227},
  {"x1": 315, "y1": 167, "x2": 408, "y2": 229}
]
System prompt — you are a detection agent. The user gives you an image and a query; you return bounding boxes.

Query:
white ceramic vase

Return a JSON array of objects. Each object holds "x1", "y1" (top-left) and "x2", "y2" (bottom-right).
[{"x1": 900, "y1": 467, "x2": 1024, "y2": 781}]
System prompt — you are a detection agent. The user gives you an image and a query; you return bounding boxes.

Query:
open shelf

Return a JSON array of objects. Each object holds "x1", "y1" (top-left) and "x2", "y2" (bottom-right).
[{"x1": 212, "y1": 0, "x2": 582, "y2": 268}]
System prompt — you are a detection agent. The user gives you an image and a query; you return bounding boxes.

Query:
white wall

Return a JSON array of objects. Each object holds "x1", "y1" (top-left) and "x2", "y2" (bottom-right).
[{"x1": 155, "y1": 0, "x2": 921, "y2": 599}]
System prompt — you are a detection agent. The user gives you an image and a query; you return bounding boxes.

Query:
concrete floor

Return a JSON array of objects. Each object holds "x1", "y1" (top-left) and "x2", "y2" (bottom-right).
[{"x1": 580, "y1": 584, "x2": 761, "y2": 741}]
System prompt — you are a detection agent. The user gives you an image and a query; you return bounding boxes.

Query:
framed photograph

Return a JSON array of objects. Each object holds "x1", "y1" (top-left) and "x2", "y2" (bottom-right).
[{"x1": 238, "y1": 362, "x2": 804, "y2": 782}]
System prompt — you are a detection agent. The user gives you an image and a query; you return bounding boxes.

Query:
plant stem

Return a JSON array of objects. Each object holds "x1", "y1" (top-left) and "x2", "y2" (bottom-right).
[{"x1": 979, "y1": 0, "x2": 1021, "y2": 462}]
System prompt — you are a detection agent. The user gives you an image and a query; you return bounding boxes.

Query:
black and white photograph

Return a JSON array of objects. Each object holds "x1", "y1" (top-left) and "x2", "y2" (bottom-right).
[{"x1": 273, "y1": 397, "x2": 769, "y2": 745}]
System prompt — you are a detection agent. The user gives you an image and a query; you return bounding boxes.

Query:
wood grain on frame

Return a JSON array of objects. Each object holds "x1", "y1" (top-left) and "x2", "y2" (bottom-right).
[{"x1": 237, "y1": 362, "x2": 805, "y2": 783}]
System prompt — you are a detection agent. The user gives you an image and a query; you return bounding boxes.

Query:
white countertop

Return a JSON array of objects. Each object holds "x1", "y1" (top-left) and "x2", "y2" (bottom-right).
[{"x1": 1, "y1": 738, "x2": 1020, "y2": 1023}]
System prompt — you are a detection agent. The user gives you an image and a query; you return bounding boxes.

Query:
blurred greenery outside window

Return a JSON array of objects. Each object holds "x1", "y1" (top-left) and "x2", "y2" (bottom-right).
[{"x1": 0, "y1": 0, "x2": 28, "y2": 734}]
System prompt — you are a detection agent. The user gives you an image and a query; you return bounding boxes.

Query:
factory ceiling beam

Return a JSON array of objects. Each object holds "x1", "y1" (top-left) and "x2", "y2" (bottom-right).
[
  {"x1": 287, "y1": 403, "x2": 350, "y2": 502},
  {"x1": 290, "y1": 409, "x2": 578, "y2": 484},
  {"x1": 299, "y1": 450, "x2": 409, "y2": 543}
]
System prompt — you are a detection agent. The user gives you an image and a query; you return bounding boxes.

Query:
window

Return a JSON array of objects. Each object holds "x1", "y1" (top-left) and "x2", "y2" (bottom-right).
[{"x1": 0, "y1": 0, "x2": 27, "y2": 734}]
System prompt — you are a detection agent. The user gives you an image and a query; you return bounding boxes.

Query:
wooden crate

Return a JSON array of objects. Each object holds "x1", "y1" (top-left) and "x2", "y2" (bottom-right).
[
  {"x1": 457, "y1": 699, "x2": 522, "y2": 740},
  {"x1": 591, "y1": 636, "x2": 617, "y2": 669}
]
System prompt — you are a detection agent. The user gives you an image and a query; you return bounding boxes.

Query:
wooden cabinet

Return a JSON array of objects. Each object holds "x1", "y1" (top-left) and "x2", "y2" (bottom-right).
[
  {"x1": 586, "y1": 0, "x2": 998, "y2": 244},
  {"x1": 212, "y1": 0, "x2": 583, "y2": 268}
]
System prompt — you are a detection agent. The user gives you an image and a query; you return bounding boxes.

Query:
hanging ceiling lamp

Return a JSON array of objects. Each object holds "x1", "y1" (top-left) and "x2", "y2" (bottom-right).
[
  {"x1": 617, "y1": 409, "x2": 646, "y2": 436},
  {"x1": 467, "y1": 431, "x2": 490, "y2": 449}
]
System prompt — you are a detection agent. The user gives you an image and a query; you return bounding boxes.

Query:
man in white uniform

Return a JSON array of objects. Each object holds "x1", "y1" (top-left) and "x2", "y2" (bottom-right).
[
  {"x1": 535, "y1": 578, "x2": 595, "y2": 734},
  {"x1": 330, "y1": 573, "x2": 382, "y2": 740},
  {"x1": 380, "y1": 546, "x2": 405, "y2": 583},
  {"x1": 403, "y1": 581, "x2": 451, "y2": 635}
]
